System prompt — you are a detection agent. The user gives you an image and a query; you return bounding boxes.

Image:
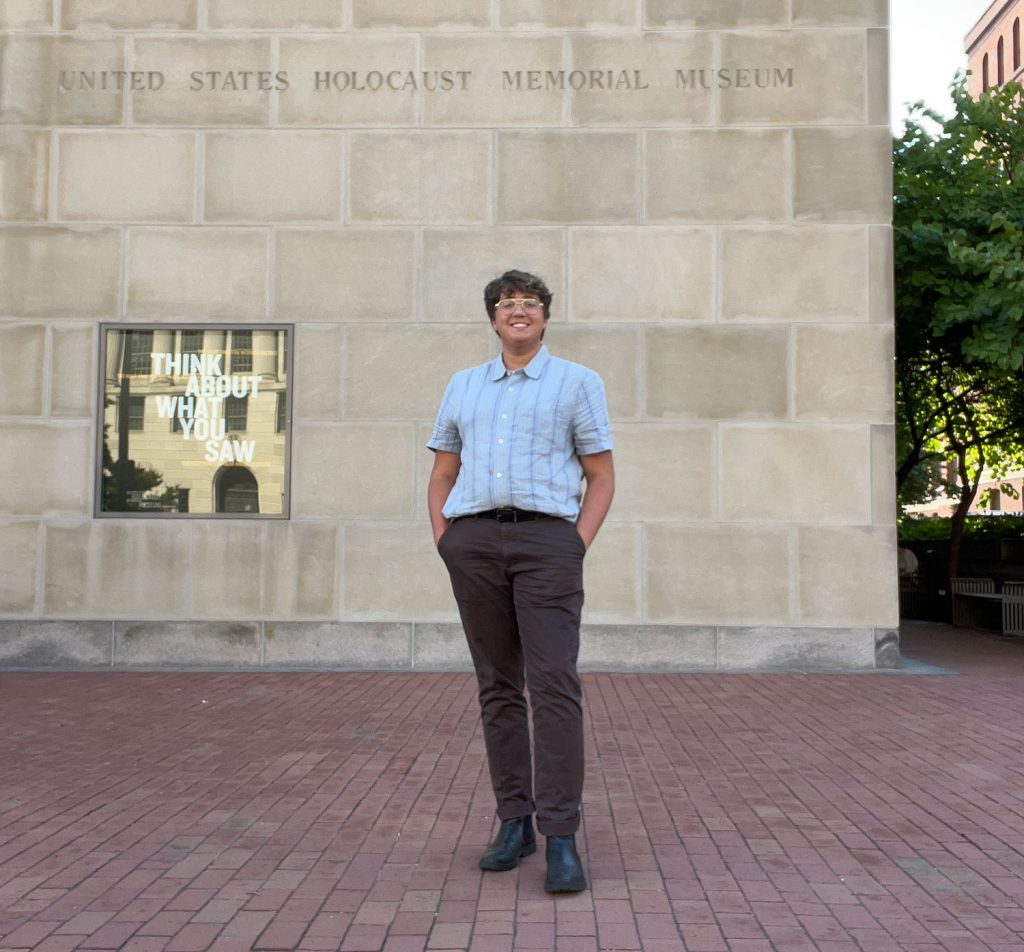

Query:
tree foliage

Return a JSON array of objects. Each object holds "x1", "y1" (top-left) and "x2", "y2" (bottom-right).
[{"x1": 894, "y1": 78, "x2": 1024, "y2": 574}]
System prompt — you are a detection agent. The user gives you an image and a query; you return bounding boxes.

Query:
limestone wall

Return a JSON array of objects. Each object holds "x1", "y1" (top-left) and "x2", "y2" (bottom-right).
[{"x1": 0, "y1": 0, "x2": 898, "y2": 670}]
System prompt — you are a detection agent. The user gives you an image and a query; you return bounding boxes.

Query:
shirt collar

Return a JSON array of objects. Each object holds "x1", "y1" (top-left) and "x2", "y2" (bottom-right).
[{"x1": 489, "y1": 345, "x2": 551, "y2": 382}]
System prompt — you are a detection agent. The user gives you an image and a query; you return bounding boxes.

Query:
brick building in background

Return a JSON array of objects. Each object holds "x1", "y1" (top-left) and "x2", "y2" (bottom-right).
[{"x1": 966, "y1": 0, "x2": 1024, "y2": 95}]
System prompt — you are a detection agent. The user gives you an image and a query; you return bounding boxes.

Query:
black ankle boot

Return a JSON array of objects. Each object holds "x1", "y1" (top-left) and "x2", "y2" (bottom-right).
[
  {"x1": 479, "y1": 816, "x2": 536, "y2": 871},
  {"x1": 544, "y1": 834, "x2": 587, "y2": 893}
]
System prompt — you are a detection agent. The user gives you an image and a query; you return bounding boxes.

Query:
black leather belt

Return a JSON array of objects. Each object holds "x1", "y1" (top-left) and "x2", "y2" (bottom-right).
[{"x1": 465, "y1": 508, "x2": 548, "y2": 523}]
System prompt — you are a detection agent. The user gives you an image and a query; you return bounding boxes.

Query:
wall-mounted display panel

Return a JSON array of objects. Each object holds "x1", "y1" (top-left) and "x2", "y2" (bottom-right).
[{"x1": 96, "y1": 325, "x2": 292, "y2": 517}]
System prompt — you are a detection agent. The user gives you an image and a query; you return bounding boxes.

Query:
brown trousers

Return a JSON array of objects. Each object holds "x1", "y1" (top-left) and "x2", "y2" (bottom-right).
[{"x1": 438, "y1": 515, "x2": 585, "y2": 836}]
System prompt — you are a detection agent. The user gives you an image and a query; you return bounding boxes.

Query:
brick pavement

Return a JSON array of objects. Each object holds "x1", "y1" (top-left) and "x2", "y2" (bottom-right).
[{"x1": 3, "y1": 622, "x2": 1024, "y2": 951}]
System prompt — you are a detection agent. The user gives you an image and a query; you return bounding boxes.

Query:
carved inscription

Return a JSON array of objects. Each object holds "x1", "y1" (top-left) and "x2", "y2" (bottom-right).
[
  {"x1": 675, "y1": 68, "x2": 795, "y2": 89},
  {"x1": 58, "y1": 65, "x2": 797, "y2": 95},
  {"x1": 314, "y1": 70, "x2": 472, "y2": 92},
  {"x1": 502, "y1": 70, "x2": 650, "y2": 91}
]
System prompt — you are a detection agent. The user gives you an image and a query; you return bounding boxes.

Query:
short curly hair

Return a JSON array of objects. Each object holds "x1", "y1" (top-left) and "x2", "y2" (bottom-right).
[{"x1": 483, "y1": 270, "x2": 553, "y2": 321}]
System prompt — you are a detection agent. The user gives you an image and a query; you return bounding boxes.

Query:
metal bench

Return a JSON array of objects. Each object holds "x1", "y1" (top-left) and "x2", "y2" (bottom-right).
[
  {"x1": 951, "y1": 577, "x2": 995, "y2": 627},
  {"x1": 1003, "y1": 581, "x2": 1024, "y2": 636}
]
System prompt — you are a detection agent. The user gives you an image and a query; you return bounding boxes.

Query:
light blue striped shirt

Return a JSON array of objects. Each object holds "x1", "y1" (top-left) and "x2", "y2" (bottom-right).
[{"x1": 428, "y1": 345, "x2": 613, "y2": 521}]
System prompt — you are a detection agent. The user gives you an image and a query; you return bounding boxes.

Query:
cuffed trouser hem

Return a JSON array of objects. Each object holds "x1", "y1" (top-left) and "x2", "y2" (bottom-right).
[
  {"x1": 497, "y1": 800, "x2": 536, "y2": 821},
  {"x1": 537, "y1": 817, "x2": 580, "y2": 837}
]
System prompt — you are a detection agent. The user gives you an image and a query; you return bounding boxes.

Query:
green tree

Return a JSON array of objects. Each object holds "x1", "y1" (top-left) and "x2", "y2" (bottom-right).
[
  {"x1": 894, "y1": 77, "x2": 1024, "y2": 577},
  {"x1": 100, "y1": 411, "x2": 165, "y2": 512}
]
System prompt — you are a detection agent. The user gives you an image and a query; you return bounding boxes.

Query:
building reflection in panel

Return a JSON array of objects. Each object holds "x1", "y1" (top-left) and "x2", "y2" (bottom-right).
[{"x1": 97, "y1": 325, "x2": 292, "y2": 517}]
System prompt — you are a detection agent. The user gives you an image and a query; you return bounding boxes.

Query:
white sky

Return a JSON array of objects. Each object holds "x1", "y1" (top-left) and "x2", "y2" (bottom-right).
[{"x1": 890, "y1": 0, "x2": 996, "y2": 129}]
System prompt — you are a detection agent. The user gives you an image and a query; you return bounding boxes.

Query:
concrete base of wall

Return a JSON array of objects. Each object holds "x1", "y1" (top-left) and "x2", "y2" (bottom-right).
[{"x1": 0, "y1": 620, "x2": 901, "y2": 671}]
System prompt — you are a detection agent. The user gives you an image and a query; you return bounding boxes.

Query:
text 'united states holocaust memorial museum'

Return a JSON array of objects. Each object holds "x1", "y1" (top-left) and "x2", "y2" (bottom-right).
[{"x1": 57, "y1": 65, "x2": 797, "y2": 94}]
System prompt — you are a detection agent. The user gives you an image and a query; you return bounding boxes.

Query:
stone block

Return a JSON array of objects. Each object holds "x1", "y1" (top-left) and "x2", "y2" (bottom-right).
[
  {"x1": 580, "y1": 625, "x2": 717, "y2": 671},
  {"x1": 569, "y1": 34, "x2": 715, "y2": 126},
  {"x1": 0, "y1": 228, "x2": 120, "y2": 318},
  {"x1": 548, "y1": 325, "x2": 641, "y2": 421},
  {"x1": 343, "y1": 523, "x2": 457, "y2": 619},
  {"x1": 127, "y1": 228, "x2": 267, "y2": 320},
  {"x1": 500, "y1": 0, "x2": 637, "y2": 28},
  {"x1": 0, "y1": 621, "x2": 112, "y2": 667},
  {"x1": 874, "y1": 627, "x2": 899, "y2": 668},
  {"x1": 0, "y1": 324, "x2": 45, "y2": 416},
  {"x1": 611, "y1": 425, "x2": 713, "y2": 522},
  {"x1": 791, "y1": 0, "x2": 887, "y2": 26},
  {"x1": 412, "y1": 622, "x2": 472, "y2": 670},
  {"x1": 798, "y1": 526, "x2": 898, "y2": 627},
  {"x1": 718, "y1": 627, "x2": 875, "y2": 670},
  {"x1": 275, "y1": 229, "x2": 415, "y2": 322},
  {"x1": 871, "y1": 424, "x2": 896, "y2": 527},
  {"x1": 1, "y1": 0, "x2": 53, "y2": 28},
  {"x1": 51, "y1": 324, "x2": 96, "y2": 417},
  {"x1": 209, "y1": 0, "x2": 341, "y2": 29},
  {"x1": 719, "y1": 32, "x2": 866, "y2": 125},
  {"x1": 580, "y1": 524, "x2": 639, "y2": 622},
  {"x1": 422, "y1": 228, "x2": 565, "y2": 322},
  {"x1": 266, "y1": 622, "x2": 413, "y2": 668},
  {"x1": 354, "y1": 0, "x2": 489, "y2": 28},
  {"x1": 292, "y1": 324, "x2": 343, "y2": 419},
  {"x1": 0, "y1": 37, "x2": 124, "y2": 125},
  {"x1": 62, "y1": 0, "x2": 197, "y2": 28},
  {"x1": 44, "y1": 522, "x2": 190, "y2": 616},
  {"x1": 869, "y1": 225, "x2": 894, "y2": 323},
  {"x1": 343, "y1": 325, "x2": 491, "y2": 420},
  {"x1": 646, "y1": 130, "x2": 788, "y2": 222},
  {"x1": 205, "y1": 132, "x2": 341, "y2": 222},
  {"x1": 163, "y1": 525, "x2": 249, "y2": 622},
  {"x1": 189, "y1": 522, "x2": 337, "y2": 619},
  {"x1": 646, "y1": 525, "x2": 790, "y2": 625},
  {"x1": 0, "y1": 130, "x2": 48, "y2": 220},
  {"x1": 497, "y1": 132, "x2": 639, "y2": 224},
  {"x1": 114, "y1": 622, "x2": 259, "y2": 666},
  {"x1": 0, "y1": 424, "x2": 90, "y2": 515},
  {"x1": 867, "y1": 29, "x2": 889, "y2": 126},
  {"x1": 263, "y1": 523, "x2": 339, "y2": 619},
  {"x1": 646, "y1": 326, "x2": 788, "y2": 420},
  {"x1": 292, "y1": 422, "x2": 415, "y2": 519},
  {"x1": 720, "y1": 425, "x2": 871, "y2": 524},
  {"x1": 0, "y1": 522, "x2": 39, "y2": 614},
  {"x1": 423, "y1": 35, "x2": 563, "y2": 126},
  {"x1": 645, "y1": 0, "x2": 787, "y2": 28},
  {"x1": 795, "y1": 325, "x2": 893, "y2": 422},
  {"x1": 794, "y1": 128, "x2": 892, "y2": 222},
  {"x1": 131, "y1": 38, "x2": 272, "y2": 126},
  {"x1": 58, "y1": 131, "x2": 194, "y2": 222},
  {"x1": 721, "y1": 228, "x2": 867, "y2": 321},
  {"x1": 278, "y1": 37, "x2": 418, "y2": 127},
  {"x1": 350, "y1": 132, "x2": 490, "y2": 224},
  {"x1": 570, "y1": 228, "x2": 713, "y2": 321}
]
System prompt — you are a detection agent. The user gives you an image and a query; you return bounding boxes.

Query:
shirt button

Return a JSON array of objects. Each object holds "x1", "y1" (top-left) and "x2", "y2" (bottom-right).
[
  {"x1": 501, "y1": 414, "x2": 508, "y2": 419},
  {"x1": 496, "y1": 472, "x2": 503, "y2": 478},
  {"x1": 497, "y1": 439, "x2": 504, "y2": 444}
]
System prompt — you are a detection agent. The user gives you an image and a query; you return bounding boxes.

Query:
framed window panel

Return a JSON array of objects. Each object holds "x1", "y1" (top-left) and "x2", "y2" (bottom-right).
[{"x1": 96, "y1": 324, "x2": 293, "y2": 517}]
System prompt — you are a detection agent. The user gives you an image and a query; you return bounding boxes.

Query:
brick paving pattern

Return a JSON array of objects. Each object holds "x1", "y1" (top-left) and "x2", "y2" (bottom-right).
[{"x1": 3, "y1": 622, "x2": 1024, "y2": 951}]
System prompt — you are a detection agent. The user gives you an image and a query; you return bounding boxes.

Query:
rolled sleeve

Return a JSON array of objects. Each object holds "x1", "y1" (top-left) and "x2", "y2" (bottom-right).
[
  {"x1": 427, "y1": 377, "x2": 463, "y2": 454},
  {"x1": 571, "y1": 372, "x2": 613, "y2": 456}
]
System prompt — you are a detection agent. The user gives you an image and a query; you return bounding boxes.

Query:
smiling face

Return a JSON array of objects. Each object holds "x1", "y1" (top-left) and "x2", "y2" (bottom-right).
[{"x1": 491, "y1": 290, "x2": 549, "y2": 351}]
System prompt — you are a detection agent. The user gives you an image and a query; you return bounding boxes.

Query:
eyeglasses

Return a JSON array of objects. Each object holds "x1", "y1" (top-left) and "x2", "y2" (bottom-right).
[{"x1": 495, "y1": 299, "x2": 543, "y2": 312}]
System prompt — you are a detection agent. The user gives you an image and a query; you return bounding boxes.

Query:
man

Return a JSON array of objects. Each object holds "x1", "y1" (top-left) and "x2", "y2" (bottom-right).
[{"x1": 427, "y1": 269, "x2": 614, "y2": 894}]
